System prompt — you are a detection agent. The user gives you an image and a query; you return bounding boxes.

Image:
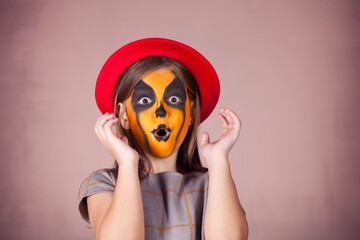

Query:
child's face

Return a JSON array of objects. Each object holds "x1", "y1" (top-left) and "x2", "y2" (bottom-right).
[{"x1": 125, "y1": 69, "x2": 191, "y2": 158}]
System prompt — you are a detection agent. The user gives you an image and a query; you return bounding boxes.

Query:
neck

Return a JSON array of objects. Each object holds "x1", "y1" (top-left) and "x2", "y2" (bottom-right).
[{"x1": 145, "y1": 150, "x2": 179, "y2": 174}]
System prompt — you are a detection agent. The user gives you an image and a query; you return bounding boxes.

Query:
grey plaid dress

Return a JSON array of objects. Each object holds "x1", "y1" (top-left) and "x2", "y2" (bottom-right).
[{"x1": 78, "y1": 168, "x2": 209, "y2": 240}]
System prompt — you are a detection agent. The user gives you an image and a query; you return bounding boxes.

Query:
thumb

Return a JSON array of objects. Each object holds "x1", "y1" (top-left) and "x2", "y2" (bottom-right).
[{"x1": 200, "y1": 132, "x2": 210, "y2": 147}]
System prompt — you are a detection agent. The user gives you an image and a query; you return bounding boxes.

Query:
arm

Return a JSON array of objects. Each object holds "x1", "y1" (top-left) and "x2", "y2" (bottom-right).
[
  {"x1": 204, "y1": 159, "x2": 248, "y2": 239},
  {"x1": 200, "y1": 108, "x2": 248, "y2": 240},
  {"x1": 88, "y1": 161, "x2": 145, "y2": 240},
  {"x1": 90, "y1": 112, "x2": 145, "y2": 240}
]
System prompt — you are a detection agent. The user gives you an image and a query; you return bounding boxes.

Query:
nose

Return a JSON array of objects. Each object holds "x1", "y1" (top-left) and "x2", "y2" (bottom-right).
[{"x1": 155, "y1": 103, "x2": 167, "y2": 118}]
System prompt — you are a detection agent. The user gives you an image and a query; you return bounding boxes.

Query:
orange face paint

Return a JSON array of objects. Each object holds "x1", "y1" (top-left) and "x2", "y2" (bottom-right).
[{"x1": 126, "y1": 70, "x2": 191, "y2": 158}]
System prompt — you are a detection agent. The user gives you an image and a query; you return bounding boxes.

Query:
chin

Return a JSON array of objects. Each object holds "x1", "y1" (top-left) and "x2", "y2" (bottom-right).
[
  {"x1": 149, "y1": 148, "x2": 173, "y2": 158},
  {"x1": 147, "y1": 143, "x2": 176, "y2": 158}
]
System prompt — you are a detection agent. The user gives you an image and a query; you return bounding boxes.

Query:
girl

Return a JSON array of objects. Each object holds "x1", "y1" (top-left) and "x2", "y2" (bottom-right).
[{"x1": 78, "y1": 38, "x2": 248, "y2": 240}]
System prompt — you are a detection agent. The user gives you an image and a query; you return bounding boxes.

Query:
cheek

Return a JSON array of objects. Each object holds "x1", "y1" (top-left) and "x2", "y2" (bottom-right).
[
  {"x1": 137, "y1": 107, "x2": 156, "y2": 133},
  {"x1": 127, "y1": 103, "x2": 155, "y2": 136},
  {"x1": 168, "y1": 108, "x2": 184, "y2": 128},
  {"x1": 126, "y1": 100, "x2": 144, "y2": 139},
  {"x1": 166, "y1": 101, "x2": 191, "y2": 133},
  {"x1": 171, "y1": 101, "x2": 191, "y2": 152},
  {"x1": 182, "y1": 100, "x2": 191, "y2": 130},
  {"x1": 126, "y1": 106, "x2": 140, "y2": 134}
]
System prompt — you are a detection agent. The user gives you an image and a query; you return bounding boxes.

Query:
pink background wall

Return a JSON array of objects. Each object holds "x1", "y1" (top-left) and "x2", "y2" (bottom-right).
[{"x1": 1, "y1": 0, "x2": 359, "y2": 239}]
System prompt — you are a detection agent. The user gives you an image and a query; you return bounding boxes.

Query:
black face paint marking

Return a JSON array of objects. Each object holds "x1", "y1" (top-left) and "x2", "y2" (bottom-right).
[
  {"x1": 163, "y1": 76, "x2": 186, "y2": 109},
  {"x1": 131, "y1": 80, "x2": 157, "y2": 152},
  {"x1": 163, "y1": 76, "x2": 187, "y2": 152},
  {"x1": 155, "y1": 103, "x2": 167, "y2": 117},
  {"x1": 131, "y1": 80, "x2": 156, "y2": 112}
]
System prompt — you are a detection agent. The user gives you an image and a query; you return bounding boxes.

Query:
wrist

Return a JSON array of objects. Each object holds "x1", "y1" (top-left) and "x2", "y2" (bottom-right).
[
  {"x1": 116, "y1": 157, "x2": 139, "y2": 170},
  {"x1": 202, "y1": 151, "x2": 229, "y2": 163},
  {"x1": 207, "y1": 157, "x2": 230, "y2": 172}
]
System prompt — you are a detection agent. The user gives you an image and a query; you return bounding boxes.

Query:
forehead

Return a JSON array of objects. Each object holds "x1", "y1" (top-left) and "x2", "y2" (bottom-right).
[{"x1": 141, "y1": 70, "x2": 176, "y2": 90}]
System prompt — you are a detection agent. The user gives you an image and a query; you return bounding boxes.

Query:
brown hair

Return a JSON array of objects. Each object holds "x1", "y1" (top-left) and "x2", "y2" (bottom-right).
[{"x1": 112, "y1": 56, "x2": 208, "y2": 181}]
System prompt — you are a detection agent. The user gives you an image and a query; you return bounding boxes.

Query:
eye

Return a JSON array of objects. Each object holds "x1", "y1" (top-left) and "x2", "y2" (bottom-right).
[
  {"x1": 168, "y1": 96, "x2": 181, "y2": 104},
  {"x1": 138, "y1": 97, "x2": 152, "y2": 105}
]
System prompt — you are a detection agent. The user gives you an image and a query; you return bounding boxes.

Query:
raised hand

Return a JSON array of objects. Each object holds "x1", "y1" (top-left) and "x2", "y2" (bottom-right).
[
  {"x1": 94, "y1": 112, "x2": 139, "y2": 165},
  {"x1": 199, "y1": 107, "x2": 242, "y2": 168}
]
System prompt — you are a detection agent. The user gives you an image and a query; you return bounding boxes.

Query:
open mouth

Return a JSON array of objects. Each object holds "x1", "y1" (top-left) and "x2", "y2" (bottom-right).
[{"x1": 151, "y1": 124, "x2": 171, "y2": 142}]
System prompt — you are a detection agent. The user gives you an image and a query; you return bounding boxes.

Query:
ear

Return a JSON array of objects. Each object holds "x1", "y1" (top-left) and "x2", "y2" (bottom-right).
[
  {"x1": 189, "y1": 100, "x2": 195, "y2": 126},
  {"x1": 118, "y1": 102, "x2": 130, "y2": 130}
]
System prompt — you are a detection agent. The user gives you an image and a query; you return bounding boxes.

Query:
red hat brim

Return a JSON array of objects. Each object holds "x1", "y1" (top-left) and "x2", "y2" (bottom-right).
[{"x1": 95, "y1": 38, "x2": 220, "y2": 123}]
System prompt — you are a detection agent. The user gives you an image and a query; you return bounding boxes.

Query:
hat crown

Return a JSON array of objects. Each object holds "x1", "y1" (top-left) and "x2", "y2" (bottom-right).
[{"x1": 95, "y1": 38, "x2": 220, "y2": 123}]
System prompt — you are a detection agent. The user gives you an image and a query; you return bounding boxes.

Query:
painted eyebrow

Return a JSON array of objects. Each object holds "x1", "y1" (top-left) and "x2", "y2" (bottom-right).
[
  {"x1": 132, "y1": 80, "x2": 156, "y2": 98},
  {"x1": 163, "y1": 76, "x2": 186, "y2": 98}
]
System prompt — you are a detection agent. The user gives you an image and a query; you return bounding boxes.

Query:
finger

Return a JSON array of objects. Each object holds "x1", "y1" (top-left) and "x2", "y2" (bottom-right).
[
  {"x1": 219, "y1": 108, "x2": 231, "y2": 128},
  {"x1": 94, "y1": 113, "x2": 109, "y2": 133},
  {"x1": 99, "y1": 113, "x2": 115, "y2": 127},
  {"x1": 96, "y1": 112, "x2": 109, "y2": 124},
  {"x1": 218, "y1": 113, "x2": 229, "y2": 133},
  {"x1": 95, "y1": 112, "x2": 109, "y2": 130},
  {"x1": 103, "y1": 118, "x2": 119, "y2": 137},
  {"x1": 222, "y1": 108, "x2": 234, "y2": 129},
  {"x1": 102, "y1": 120, "x2": 119, "y2": 144},
  {"x1": 223, "y1": 108, "x2": 235, "y2": 126},
  {"x1": 97, "y1": 113, "x2": 115, "y2": 139},
  {"x1": 94, "y1": 112, "x2": 109, "y2": 140},
  {"x1": 228, "y1": 110, "x2": 241, "y2": 130},
  {"x1": 200, "y1": 131, "x2": 210, "y2": 147}
]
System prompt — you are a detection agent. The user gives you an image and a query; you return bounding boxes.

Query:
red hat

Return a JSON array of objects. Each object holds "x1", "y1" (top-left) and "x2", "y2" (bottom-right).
[{"x1": 95, "y1": 38, "x2": 220, "y2": 123}]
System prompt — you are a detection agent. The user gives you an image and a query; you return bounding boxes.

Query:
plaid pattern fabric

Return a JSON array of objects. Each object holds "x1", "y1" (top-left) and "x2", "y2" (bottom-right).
[{"x1": 78, "y1": 168, "x2": 209, "y2": 240}]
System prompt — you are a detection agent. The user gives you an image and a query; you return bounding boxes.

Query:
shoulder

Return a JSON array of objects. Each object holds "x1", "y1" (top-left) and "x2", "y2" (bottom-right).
[
  {"x1": 79, "y1": 168, "x2": 116, "y2": 196},
  {"x1": 78, "y1": 168, "x2": 117, "y2": 224}
]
